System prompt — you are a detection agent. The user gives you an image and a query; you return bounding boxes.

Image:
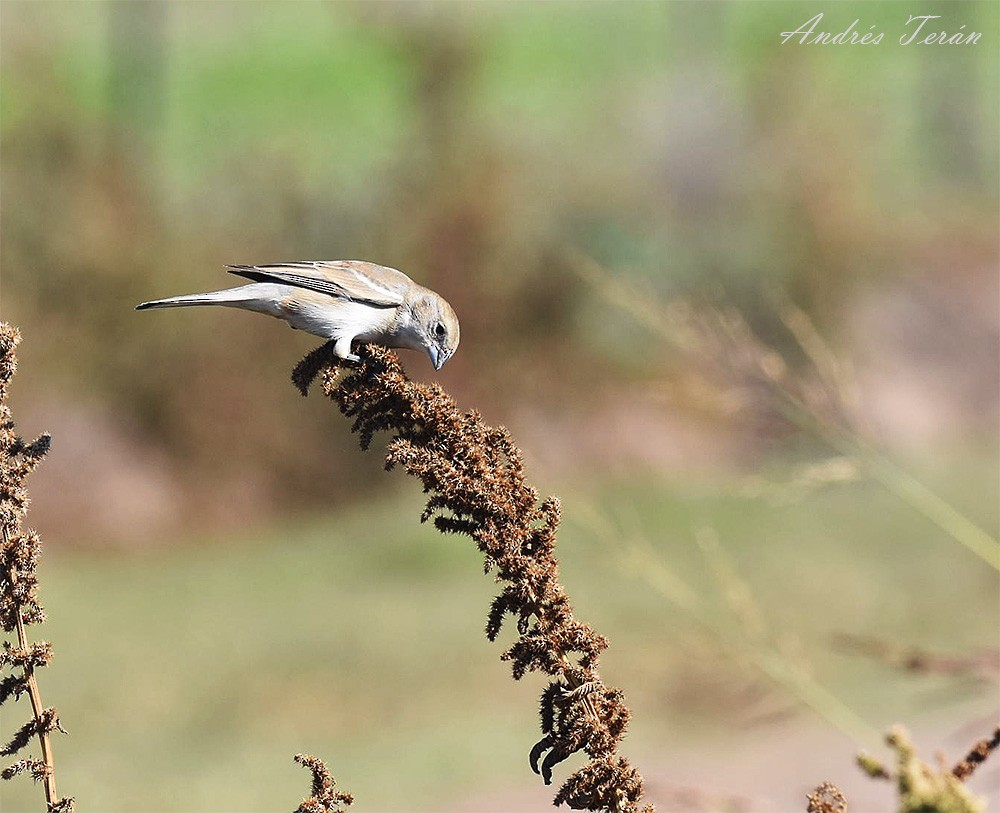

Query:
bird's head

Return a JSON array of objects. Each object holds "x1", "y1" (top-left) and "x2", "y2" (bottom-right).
[{"x1": 412, "y1": 293, "x2": 461, "y2": 370}]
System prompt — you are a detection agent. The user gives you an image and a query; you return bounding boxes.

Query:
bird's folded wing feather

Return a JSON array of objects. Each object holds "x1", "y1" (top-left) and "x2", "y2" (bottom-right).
[{"x1": 227, "y1": 261, "x2": 409, "y2": 308}]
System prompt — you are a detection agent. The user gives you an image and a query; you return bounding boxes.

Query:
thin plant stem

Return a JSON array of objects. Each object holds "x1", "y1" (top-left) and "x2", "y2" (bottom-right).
[
  {"x1": 5, "y1": 521, "x2": 59, "y2": 806},
  {"x1": 773, "y1": 391, "x2": 1000, "y2": 572},
  {"x1": 568, "y1": 502, "x2": 881, "y2": 746},
  {"x1": 570, "y1": 252, "x2": 1000, "y2": 572}
]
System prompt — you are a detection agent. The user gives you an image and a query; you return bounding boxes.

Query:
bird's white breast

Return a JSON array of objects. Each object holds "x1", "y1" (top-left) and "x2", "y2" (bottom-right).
[{"x1": 279, "y1": 295, "x2": 394, "y2": 342}]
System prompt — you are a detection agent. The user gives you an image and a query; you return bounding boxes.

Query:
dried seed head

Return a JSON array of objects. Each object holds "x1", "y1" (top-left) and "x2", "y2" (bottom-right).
[
  {"x1": 294, "y1": 343, "x2": 651, "y2": 812},
  {"x1": 292, "y1": 754, "x2": 353, "y2": 813},
  {"x1": 1, "y1": 324, "x2": 68, "y2": 810},
  {"x1": 806, "y1": 782, "x2": 847, "y2": 813}
]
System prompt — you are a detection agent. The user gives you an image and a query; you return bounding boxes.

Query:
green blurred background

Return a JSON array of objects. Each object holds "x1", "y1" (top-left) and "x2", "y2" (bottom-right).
[{"x1": 1, "y1": 2, "x2": 997, "y2": 811}]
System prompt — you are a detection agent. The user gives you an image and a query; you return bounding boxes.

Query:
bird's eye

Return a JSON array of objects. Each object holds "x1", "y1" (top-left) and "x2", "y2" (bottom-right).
[{"x1": 435, "y1": 322, "x2": 446, "y2": 337}]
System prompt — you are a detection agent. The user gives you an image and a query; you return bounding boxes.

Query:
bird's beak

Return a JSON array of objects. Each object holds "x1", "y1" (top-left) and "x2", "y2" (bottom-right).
[
  {"x1": 429, "y1": 346, "x2": 453, "y2": 371},
  {"x1": 429, "y1": 346, "x2": 444, "y2": 371}
]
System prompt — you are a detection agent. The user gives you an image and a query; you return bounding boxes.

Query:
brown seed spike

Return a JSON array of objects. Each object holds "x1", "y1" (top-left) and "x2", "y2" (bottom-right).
[
  {"x1": 296, "y1": 342, "x2": 652, "y2": 812},
  {"x1": 292, "y1": 753, "x2": 353, "y2": 813},
  {"x1": 1, "y1": 324, "x2": 69, "y2": 812}
]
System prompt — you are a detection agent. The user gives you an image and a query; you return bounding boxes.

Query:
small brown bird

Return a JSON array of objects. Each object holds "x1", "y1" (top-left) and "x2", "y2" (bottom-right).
[{"x1": 137, "y1": 260, "x2": 460, "y2": 369}]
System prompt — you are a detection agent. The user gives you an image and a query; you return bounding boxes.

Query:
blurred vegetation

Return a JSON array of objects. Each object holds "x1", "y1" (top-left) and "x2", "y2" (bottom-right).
[
  {"x1": 1, "y1": 479, "x2": 997, "y2": 811},
  {"x1": 0, "y1": 3, "x2": 998, "y2": 810},
  {"x1": 2, "y1": 0, "x2": 997, "y2": 542}
]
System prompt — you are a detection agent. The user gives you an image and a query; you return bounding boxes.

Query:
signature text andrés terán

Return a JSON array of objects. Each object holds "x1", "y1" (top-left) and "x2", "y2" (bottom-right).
[{"x1": 780, "y1": 14, "x2": 982, "y2": 46}]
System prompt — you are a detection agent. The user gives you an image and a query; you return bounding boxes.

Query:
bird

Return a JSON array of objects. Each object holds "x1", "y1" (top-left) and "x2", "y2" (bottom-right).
[{"x1": 136, "y1": 260, "x2": 460, "y2": 370}]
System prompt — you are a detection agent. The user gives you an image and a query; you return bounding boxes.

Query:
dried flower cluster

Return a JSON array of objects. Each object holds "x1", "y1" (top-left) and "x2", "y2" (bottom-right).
[
  {"x1": 805, "y1": 781, "x2": 847, "y2": 813},
  {"x1": 292, "y1": 753, "x2": 353, "y2": 813},
  {"x1": 293, "y1": 342, "x2": 651, "y2": 812},
  {"x1": 0, "y1": 323, "x2": 72, "y2": 812}
]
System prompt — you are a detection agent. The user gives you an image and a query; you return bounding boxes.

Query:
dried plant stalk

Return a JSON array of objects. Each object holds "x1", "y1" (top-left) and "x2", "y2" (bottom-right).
[
  {"x1": 0, "y1": 323, "x2": 73, "y2": 813},
  {"x1": 293, "y1": 342, "x2": 651, "y2": 813}
]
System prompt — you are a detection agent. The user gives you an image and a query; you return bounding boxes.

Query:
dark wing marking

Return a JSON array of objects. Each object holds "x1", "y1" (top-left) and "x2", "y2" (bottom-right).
[{"x1": 227, "y1": 262, "x2": 404, "y2": 308}]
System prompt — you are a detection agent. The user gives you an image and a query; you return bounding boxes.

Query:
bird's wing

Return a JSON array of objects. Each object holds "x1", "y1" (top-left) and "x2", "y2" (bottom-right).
[{"x1": 226, "y1": 261, "x2": 410, "y2": 309}]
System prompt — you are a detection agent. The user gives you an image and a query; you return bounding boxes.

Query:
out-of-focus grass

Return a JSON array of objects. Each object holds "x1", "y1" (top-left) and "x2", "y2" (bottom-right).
[
  {"x1": 2, "y1": 489, "x2": 528, "y2": 812},
  {"x1": 3, "y1": 0, "x2": 997, "y2": 547},
  {"x1": 3, "y1": 453, "x2": 997, "y2": 812}
]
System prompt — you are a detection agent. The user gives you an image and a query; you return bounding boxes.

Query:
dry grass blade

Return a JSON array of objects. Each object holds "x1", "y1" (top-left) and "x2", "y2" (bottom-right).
[
  {"x1": 574, "y1": 506, "x2": 878, "y2": 745},
  {"x1": 569, "y1": 252, "x2": 1000, "y2": 572},
  {"x1": 835, "y1": 634, "x2": 1000, "y2": 683},
  {"x1": 293, "y1": 341, "x2": 653, "y2": 813}
]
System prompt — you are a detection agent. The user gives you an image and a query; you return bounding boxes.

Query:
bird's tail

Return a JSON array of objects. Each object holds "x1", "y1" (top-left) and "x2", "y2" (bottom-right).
[
  {"x1": 135, "y1": 285, "x2": 283, "y2": 314},
  {"x1": 136, "y1": 293, "x2": 225, "y2": 310}
]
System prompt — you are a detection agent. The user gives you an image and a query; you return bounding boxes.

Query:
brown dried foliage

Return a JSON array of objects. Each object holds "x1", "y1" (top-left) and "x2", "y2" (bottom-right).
[
  {"x1": 0, "y1": 323, "x2": 72, "y2": 812},
  {"x1": 292, "y1": 753, "x2": 354, "y2": 813},
  {"x1": 293, "y1": 342, "x2": 652, "y2": 813}
]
